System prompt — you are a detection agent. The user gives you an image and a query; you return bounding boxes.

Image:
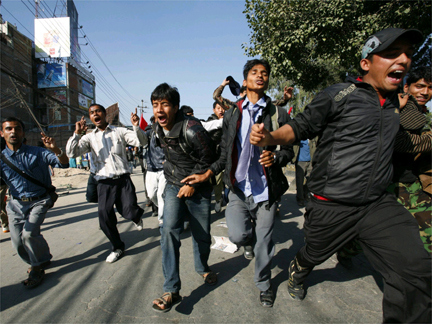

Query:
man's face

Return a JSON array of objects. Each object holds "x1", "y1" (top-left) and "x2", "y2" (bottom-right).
[
  {"x1": 89, "y1": 106, "x2": 107, "y2": 129},
  {"x1": 213, "y1": 103, "x2": 224, "y2": 119},
  {"x1": 361, "y1": 37, "x2": 415, "y2": 96},
  {"x1": 1, "y1": 121, "x2": 24, "y2": 147},
  {"x1": 245, "y1": 64, "x2": 269, "y2": 93},
  {"x1": 404, "y1": 78, "x2": 432, "y2": 107},
  {"x1": 153, "y1": 99, "x2": 178, "y2": 131}
]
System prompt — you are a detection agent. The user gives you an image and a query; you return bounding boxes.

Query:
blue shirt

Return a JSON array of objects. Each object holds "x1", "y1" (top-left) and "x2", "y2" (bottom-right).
[
  {"x1": 298, "y1": 139, "x2": 310, "y2": 162},
  {"x1": 235, "y1": 97, "x2": 269, "y2": 203},
  {"x1": 1, "y1": 145, "x2": 68, "y2": 198}
]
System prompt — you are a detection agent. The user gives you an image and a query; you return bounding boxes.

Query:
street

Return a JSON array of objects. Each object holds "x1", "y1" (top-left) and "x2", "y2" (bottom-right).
[{"x1": 0, "y1": 171, "x2": 383, "y2": 323}]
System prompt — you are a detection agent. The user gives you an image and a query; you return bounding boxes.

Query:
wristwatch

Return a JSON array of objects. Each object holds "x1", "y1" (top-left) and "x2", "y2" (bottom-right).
[{"x1": 56, "y1": 148, "x2": 64, "y2": 157}]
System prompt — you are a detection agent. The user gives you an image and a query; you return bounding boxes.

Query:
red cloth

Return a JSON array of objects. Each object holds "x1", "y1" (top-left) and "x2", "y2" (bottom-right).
[
  {"x1": 288, "y1": 107, "x2": 293, "y2": 115},
  {"x1": 139, "y1": 114, "x2": 148, "y2": 131}
]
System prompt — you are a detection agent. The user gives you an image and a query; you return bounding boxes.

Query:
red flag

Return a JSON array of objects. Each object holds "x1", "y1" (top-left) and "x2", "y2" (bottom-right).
[
  {"x1": 288, "y1": 107, "x2": 293, "y2": 115},
  {"x1": 139, "y1": 114, "x2": 148, "y2": 131}
]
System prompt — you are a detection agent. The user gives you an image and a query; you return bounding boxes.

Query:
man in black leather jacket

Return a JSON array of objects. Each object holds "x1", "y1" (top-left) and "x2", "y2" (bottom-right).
[
  {"x1": 182, "y1": 59, "x2": 294, "y2": 308},
  {"x1": 250, "y1": 28, "x2": 430, "y2": 323},
  {"x1": 150, "y1": 83, "x2": 217, "y2": 313}
]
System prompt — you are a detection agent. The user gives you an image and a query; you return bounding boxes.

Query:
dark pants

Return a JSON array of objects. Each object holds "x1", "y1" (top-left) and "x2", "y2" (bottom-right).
[
  {"x1": 97, "y1": 175, "x2": 143, "y2": 251},
  {"x1": 294, "y1": 192, "x2": 431, "y2": 323}
]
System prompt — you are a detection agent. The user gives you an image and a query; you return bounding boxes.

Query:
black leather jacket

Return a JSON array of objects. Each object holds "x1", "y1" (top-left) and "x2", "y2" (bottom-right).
[
  {"x1": 289, "y1": 76, "x2": 400, "y2": 205},
  {"x1": 152, "y1": 113, "x2": 216, "y2": 193},
  {"x1": 210, "y1": 95, "x2": 294, "y2": 208}
]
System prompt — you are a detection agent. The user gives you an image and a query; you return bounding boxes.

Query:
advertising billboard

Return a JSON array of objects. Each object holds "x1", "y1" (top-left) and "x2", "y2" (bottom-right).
[
  {"x1": 37, "y1": 63, "x2": 67, "y2": 88},
  {"x1": 78, "y1": 93, "x2": 93, "y2": 110},
  {"x1": 81, "y1": 78, "x2": 94, "y2": 98},
  {"x1": 35, "y1": 17, "x2": 71, "y2": 58}
]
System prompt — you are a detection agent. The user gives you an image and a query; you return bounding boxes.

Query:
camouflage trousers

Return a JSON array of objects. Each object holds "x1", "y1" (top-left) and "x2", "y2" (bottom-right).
[
  {"x1": 338, "y1": 180, "x2": 431, "y2": 258},
  {"x1": 387, "y1": 180, "x2": 431, "y2": 253}
]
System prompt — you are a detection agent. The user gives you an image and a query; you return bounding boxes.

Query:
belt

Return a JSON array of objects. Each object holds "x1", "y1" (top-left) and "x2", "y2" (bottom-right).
[
  {"x1": 13, "y1": 194, "x2": 46, "y2": 202},
  {"x1": 100, "y1": 173, "x2": 129, "y2": 181}
]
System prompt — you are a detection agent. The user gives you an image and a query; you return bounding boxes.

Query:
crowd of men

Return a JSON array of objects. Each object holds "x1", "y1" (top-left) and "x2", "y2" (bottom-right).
[{"x1": 1, "y1": 27, "x2": 431, "y2": 322}]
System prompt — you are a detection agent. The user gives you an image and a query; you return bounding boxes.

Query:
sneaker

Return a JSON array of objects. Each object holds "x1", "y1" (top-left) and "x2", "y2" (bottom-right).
[
  {"x1": 2, "y1": 225, "x2": 9, "y2": 233},
  {"x1": 243, "y1": 245, "x2": 254, "y2": 260},
  {"x1": 106, "y1": 249, "x2": 123, "y2": 263},
  {"x1": 184, "y1": 221, "x2": 189, "y2": 230},
  {"x1": 134, "y1": 218, "x2": 143, "y2": 231},
  {"x1": 287, "y1": 260, "x2": 305, "y2": 301}
]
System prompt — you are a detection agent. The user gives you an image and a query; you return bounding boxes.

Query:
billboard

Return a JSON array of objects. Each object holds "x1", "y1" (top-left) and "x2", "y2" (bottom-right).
[
  {"x1": 35, "y1": 17, "x2": 71, "y2": 58},
  {"x1": 78, "y1": 93, "x2": 93, "y2": 110},
  {"x1": 81, "y1": 78, "x2": 94, "y2": 98},
  {"x1": 37, "y1": 63, "x2": 67, "y2": 88}
]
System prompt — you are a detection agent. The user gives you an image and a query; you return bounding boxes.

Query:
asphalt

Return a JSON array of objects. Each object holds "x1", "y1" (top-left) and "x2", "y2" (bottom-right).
[{"x1": 0, "y1": 171, "x2": 384, "y2": 323}]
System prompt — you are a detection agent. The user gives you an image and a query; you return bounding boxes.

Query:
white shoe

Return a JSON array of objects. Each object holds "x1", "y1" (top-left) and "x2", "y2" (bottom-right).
[
  {"x1": 106, "y1": 249, "x2": 123, "y2": 263},
  {"x1": 184, "y1": 221, "x2": 189, "y2": 230},
  {"x1": 2, "y1": 225, "x2": 9, "y2": 233},
  {"x1": 134, "y1": 218, "x2": 143, "y2": 231}
]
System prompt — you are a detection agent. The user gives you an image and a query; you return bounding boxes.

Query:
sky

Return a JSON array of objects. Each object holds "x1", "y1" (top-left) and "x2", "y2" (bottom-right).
[{"x1": 1, "y1": 0, "x2": 253, "y2": 125}]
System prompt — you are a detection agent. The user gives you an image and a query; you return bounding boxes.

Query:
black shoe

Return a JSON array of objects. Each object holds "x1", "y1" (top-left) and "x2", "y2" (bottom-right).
[
  {"x1": 337, "y1": 253, "x2": 353, "y2": 270},
  {"x1": 243, "y1": 245, "x2": 254, "y2": 260},
  {"x1": 260, "y1": 286, "x2": 274, "y2": 308},
  {"x1": 288, "y1": 260, "x2": 305, "y2": 301}
]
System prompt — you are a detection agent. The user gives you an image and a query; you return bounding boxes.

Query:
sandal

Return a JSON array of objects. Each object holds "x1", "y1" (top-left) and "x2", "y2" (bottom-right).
[
  {"x1": 152, "y1": 292, "x2": 182, "y2": 313},
  {"x1": 202, "y1": 271, "x2": 218, "y2": 286},
  {"x1": 22, "y1": 269, "x2": 45, "y2": 289}
]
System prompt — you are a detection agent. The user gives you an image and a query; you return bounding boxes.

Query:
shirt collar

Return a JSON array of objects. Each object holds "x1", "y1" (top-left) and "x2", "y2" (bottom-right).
[
  {"x1": 94, "y1": 124, "x2": 113, "y2": 133},
  {"x1": 242, "y1": 96, "x2": 266, "y2": 109},
  {"x1": 3, "y1": 144, "x2": 26, "y2": 156}
]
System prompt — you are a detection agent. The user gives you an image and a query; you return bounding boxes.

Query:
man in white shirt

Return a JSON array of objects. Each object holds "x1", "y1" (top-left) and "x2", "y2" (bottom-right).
[{"x1": 66, "y1": 104, "x2": 148, "y2": 263}]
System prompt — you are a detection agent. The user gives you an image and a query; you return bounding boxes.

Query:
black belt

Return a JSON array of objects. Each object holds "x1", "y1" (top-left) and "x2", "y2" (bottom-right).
[
  {"x1": 100, "y1": 173, "x2": 129, "y2": 181},
  {"x1": 13, "y1": 194, "x2": 47, "y2": 202}
]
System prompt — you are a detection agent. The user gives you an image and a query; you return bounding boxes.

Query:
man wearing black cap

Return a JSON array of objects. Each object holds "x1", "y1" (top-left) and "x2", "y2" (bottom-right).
[{"x1": 250, "y1": 28, "x2": 431, "y2": 322}]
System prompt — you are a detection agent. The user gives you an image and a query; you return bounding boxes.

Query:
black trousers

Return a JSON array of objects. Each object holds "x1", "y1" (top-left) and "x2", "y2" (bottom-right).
[
  {"x1": 86, "y1": 173, "x2": 98, "y2": 203},
  {"x1": 97, "y1": 175, "x2": 144, "y2": 251},
  {"x1": 295, "y1": 192, "x2": 431, "y2": 323}
]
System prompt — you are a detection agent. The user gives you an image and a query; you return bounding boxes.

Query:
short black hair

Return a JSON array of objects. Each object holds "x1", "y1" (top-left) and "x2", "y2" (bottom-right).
[
  {"x1": 406, "y1": 66, "x2": 431, "y2": 86},
  {"x1": 179, "y1": 105, "x2": 194, "y2": 115},
  {"x1": 89, "y1": 103, "x2": 106, "y2": 114},
  {"x1": 2, "y1": 116, "x2": 25, "y2": 131},
  {"x1": 212, "y1": 101, "x2": 218, "y2": 110},
  {"x1": 243, "y1": 59, "x2": 271, "y2": 80},
  {"x1": 151, "y1": 83, "x2": 180, "y2": 108}
]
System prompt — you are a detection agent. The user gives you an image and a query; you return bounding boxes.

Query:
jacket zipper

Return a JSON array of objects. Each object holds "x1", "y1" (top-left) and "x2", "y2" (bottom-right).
[{"x1": 363, "y1": 90, "x2": 384, "y2": 203}]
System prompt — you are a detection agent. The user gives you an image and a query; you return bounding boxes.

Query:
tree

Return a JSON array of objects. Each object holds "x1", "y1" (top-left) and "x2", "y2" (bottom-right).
[{"x1": 243, "y1": 0, "x2": 432, "y2": 92}]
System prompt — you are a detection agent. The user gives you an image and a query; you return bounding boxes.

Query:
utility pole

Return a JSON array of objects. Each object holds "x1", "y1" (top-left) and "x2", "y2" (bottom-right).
[
  {"x1": 137, "y1": 99, "x2": 147, "y2": 115},
  {"x1": 35, "y1": 0, "x2": 39, "y2": 18}
]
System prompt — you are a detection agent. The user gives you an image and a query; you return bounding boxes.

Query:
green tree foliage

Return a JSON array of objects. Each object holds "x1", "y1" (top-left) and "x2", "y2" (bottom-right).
[{"x1": 243, "y1": 0, "x2": 432, "y2": 92}]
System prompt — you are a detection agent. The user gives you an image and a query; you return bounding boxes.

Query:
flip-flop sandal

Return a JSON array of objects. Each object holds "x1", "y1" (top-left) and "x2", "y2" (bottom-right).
[
  {"x1": 152, "y1": 292, "x2": 182, "y2": 313},
  {"x1": 22, "y1": 269, "x2": 45, "y2": 289},
  {"x1": 202, "y1": 271, "x2": 218, "y2": 286}
]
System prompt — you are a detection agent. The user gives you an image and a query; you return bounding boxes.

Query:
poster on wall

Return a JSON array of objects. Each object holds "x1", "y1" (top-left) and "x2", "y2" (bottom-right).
[
  {"x1": 37, "y1": 63, "x2": 67, "y2": 88},
  {"x1": 78, "y1": 93, "x2": 93, "y2": 110},
  {"x1": 81, "y1": 79, "x2": 94, "y2": 98},
  {"x1": 35, "y1": 17, "x2": 71, "y2": 58}
]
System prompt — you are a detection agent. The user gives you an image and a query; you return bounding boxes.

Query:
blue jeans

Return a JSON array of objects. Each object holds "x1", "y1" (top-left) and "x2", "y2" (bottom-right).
[
  {"x1": 161, "y1": 183, "x2": 212, "y2": 293},
  {"x1": 7, "y1": 196, "x2": 53, "y2": 266}
]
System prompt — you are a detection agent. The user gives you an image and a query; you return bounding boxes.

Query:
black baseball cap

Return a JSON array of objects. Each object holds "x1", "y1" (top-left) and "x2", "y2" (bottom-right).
[
  {"x1": 226, "y1": 76, "x2": 241, "y2": 96},
  {"x1": 361, "y1": 28, "x2": 423, "y2": 59}
]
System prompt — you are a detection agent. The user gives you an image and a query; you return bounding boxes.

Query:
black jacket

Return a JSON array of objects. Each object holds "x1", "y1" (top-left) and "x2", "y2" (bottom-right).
[
  {"x1": 288, "y1": 76, "x2": 400, "y2": 205},
  {"x1": 209, "y1": 95, "x2": 294, "y2": 208},
  {"x1": 152, "y1": 113, "x2": 216, "y2": 193}
]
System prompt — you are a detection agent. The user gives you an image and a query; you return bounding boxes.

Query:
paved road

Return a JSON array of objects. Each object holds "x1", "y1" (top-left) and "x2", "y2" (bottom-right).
[{"x1": 0, "y1": 172, "x2": 383, "y2": 323}]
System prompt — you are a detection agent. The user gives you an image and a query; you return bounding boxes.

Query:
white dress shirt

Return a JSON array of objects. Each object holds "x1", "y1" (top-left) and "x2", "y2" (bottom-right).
[{"x1": 66, "y1": 125, "x2": 147, "y2": 180}]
